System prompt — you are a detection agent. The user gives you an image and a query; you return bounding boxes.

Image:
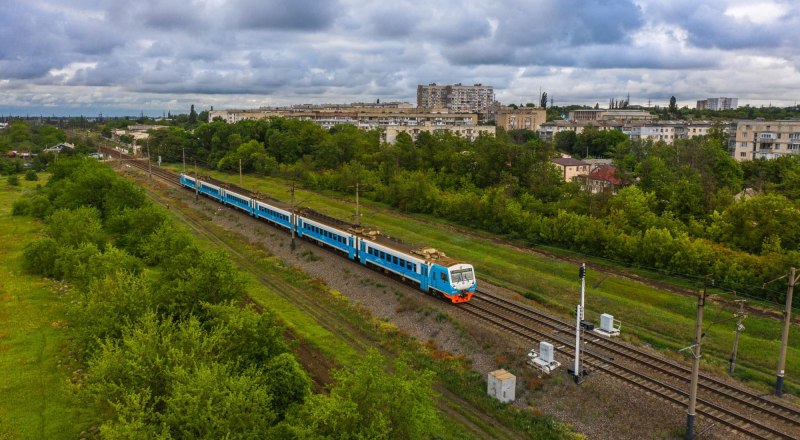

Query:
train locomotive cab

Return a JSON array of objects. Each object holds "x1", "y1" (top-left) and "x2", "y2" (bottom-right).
[{"x1": 446, "y1": 264, "x2": 476, "y2": 303}]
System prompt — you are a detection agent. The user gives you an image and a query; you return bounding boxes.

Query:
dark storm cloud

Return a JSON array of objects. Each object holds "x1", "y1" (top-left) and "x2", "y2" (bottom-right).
[
  {"x1": 489, "y1": 0, "x2": 644, "y2": 47},
  {"x1": 3, "y1": 0, "x2": 800, "y2": 112},
  {"x1": 67, "y1": 59, "x2": 143, "y2": 87},
  {"x1": 440, "y1": 0, "x2": 657, "y2": 69},
  {"x1": 642, "y1": 1, "x2": 797, "y2": 50},
  {"x1": 0, "y1": 3, "x2": 68, "y2": 78},
  {"x1": 231, "y1": 0, "x2": 341, "y2": 30}
]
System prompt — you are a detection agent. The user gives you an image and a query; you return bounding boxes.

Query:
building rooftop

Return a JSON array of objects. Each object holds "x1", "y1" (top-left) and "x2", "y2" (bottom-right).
[
  {"x1": 587, "y1": 165, "x2": 621, "y2": 185},
  {"x1": 552, "y1": 157, "x2": 589, "y2": 167}
]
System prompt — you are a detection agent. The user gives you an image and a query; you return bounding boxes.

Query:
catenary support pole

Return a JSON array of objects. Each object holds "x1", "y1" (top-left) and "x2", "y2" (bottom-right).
[
  {"x1": 290, "y1": 183, "x2": 296, "y2": 251},
  {"x1": 686, "y1": 279, "x2": 707, "y2": 440},
  {"x1": 729, "y1": 301, "x2": 746, "y2": 374},
  {"x1": 776, "y1": 267, "x2": 797, "y2": 397},
  {"x1": 356, "y1": 182, "x2": 360, "y2": 227},
  {"x1": 239, "y1": 158, "x2": 243, "y2": 187},
  {"x1": 193, "y1": 159, "x2": 198, "y2": 200}
]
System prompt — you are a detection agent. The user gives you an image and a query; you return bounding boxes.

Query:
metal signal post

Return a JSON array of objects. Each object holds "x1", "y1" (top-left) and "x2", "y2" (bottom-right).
[{"x1": 579, "y1": 263, "x2": 586, "y2": 320}]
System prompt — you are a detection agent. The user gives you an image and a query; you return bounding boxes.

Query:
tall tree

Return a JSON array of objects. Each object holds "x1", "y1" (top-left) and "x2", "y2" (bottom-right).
[
  {"x1": 188, "y1": 104, "x2": 198, "y2": 124},
  {"x1": 540, "y1": 92, "x2": 548, "y2": 109},
  {"x1": 668, "y1": 96, "x2": 677, "y2": 113}
]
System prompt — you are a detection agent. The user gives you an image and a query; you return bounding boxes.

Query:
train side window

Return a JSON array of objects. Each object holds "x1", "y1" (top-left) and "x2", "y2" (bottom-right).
[
  {"x1": 440, "y1": 272, "x2": 447, "y2": 281},
  {"x1": 392, "y1": 256, "x2": 398, "y2": 265}
]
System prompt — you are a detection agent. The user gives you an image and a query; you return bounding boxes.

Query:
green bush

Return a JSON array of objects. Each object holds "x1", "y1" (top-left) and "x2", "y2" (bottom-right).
[
  {"x1": 24, "y1": 169, "x2": 37, "y2": 181},
  {"x1": 12, "y1": 198, "x2": 31, "y2": 216},
  {"x1": 7, "y1": 174, "x2": 19, "y2": 186},
  {"x1": 22, "y1": 238, "x2": 60, "y2": 278}
]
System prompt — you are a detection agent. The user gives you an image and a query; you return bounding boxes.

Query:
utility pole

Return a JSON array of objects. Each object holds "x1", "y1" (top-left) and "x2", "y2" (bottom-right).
[
  {"x1": 729, "y1": 300, "x2": 746, "y2": 374},
  {"x1": 776, "y1": 267, "x2": 798, "y2": 397},
  {"x1": 146, "y1": 141, "x2": 152, "y2": 180},
  {"x1": 290, "y1": 183, "x2": 296, "y2": 251},
  {"x1": 685, "y1": 278, "x2": 708, "y2": 440},
  {"x1": 193, "y1": 159, "x2": 198, "y2": 200},
  {"x1": 239, "y1": 158, "x2": 243, "y2": 187},
  {"x1": 182, "y1": 147, "x2": 186, "y2": 173},
  {"x1": 355, "y1": 182, "x2": 360, "y2": 227},
  {"x1": 579, "y1": 263, "x2": 586, "y2": 320}
]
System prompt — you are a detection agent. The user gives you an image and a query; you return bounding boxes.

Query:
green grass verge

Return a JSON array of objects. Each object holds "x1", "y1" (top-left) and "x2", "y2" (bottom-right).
[
  {"x1": 168, "y1": 165, "x2": 800, "y2": 396},
  {"x1": 0, "y1": 178, "x2": 92, "y2": 439}
]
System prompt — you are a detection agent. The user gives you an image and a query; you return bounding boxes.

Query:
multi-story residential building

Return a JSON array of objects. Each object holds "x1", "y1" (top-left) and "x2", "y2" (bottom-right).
[
  {"x1": 537, "y1": 120, "x2": 624, "y2": 142},
  {"x1": 208, "y1": 104, "x2": 487, "y2": 144},
  {"x1": 732, "y1": 119, "x2": 800, "y2": 161},
  {"x1": 539, "y1": 119, "x2": 719, "y2": 145},
  {"x1": 209, "y1": 106, "x2": 478, "y2": 129},
  {"x1": 696, "y1": 97, "x2": 738, "y2": 111},
  {"x1": 417, "y1": 83, "x2": 495, "y2": 120},
  {"x1": 626, "y1": 121, "x2": 716, "y2": 143},
  {"x1": 383, "y1": 124, "x2": 495, "y2": 144},
  {"x1": 568, "y1": 109, "x2": 654, "y2": 122},
  {"x1": 495, "y1": 106, "x2": 546, "y2": 131}
]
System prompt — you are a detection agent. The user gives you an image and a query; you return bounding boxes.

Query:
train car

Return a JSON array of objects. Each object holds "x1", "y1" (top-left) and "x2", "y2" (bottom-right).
[
  {"x1": 359, "y1": 235, "x2": 476, "y2": 303},
  {"x1": 179, "y1": 173, "x2": 476, "y2": 303},
  {"x1": 222, "y1": 188, "x2": 254, "y2": 215},
  {"x1": 179, "y1": 173, "x2": 197, "y2": 190},
  {"x1": 296, "y1": 208, "x2": 357, "y2": 260},
  {"x1": 199, "y1": 180, "x2": 223, "y2": 202},
  {"x1": 254, "y1": 199, "x2": 293, "y2": 231}
]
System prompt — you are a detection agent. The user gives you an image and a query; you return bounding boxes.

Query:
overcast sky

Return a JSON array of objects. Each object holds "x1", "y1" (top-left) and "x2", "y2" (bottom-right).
[{"x1": 2, "y1": 0, "x2": 799, "y2": 116}]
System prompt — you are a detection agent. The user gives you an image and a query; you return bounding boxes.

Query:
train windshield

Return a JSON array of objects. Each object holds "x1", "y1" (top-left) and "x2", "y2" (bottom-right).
[{"x1": 450, "y1": 268, "x2": 474, "y2": 283}]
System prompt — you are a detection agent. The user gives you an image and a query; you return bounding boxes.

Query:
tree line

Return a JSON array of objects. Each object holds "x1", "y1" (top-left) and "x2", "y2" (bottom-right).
[
  {"x1": 140, "y1": 117, "x2": 800, "y2": 303},
  {"x1": 12, "y1": 157, "x2": 449, "y2": 438}
]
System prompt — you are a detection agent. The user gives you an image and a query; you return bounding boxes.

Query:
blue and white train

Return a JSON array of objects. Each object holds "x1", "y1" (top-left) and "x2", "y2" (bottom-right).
[{"x1": 180, "y1": 173, "x2": 476, "y2": 303}]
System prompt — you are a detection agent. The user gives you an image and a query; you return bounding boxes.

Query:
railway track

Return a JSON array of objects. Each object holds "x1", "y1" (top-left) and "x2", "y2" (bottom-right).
[
  {"x1": 103, "y1": 148, "x2": 798, "y2": 439},
  {"x1": 466, "y1": 291, "x2": 799, "y2": 439}
]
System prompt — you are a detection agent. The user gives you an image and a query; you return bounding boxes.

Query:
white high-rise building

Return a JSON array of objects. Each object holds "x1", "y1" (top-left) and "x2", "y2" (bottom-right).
[{"x1": 696, "y1": 97, "x2": 738, "y2": 111}]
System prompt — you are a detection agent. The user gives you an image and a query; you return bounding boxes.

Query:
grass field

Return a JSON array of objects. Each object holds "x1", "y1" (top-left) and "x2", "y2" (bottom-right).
[
  {"x1": 173, "y1": 165, "x2": 800, "y2": 396},
  {"x1": 0, "y1": 177, "x2": 90, "y2": 439}
]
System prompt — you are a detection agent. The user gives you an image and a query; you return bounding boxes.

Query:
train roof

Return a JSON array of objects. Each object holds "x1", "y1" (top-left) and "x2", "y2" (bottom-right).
[
  {"x1": 187, "y1": 173, "x2": 464, "y2": 267},
  {"x1": 298, "y1": 207, "x2": 462, "y2": 266}
]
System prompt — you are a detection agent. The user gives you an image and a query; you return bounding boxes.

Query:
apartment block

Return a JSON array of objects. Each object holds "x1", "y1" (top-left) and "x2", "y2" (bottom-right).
[
  {"x1": 208, "y1": 104, "x2": 487, "y2": 144},
  {"x1": 568, "y1": 109, "x2": 655, "y2": 122},
  {"x1": 417, "y1": 83, "x2": 495, "y2": 120},
  {"x1": 732, "y1": 119, "x2": 800, "y2": 161},
  {"x1": 626, "y1": 121, "x2": 716, "y2": 144},
  {"x1": 537, "y1": 120, "x2": 624, "y2": 142},
  {"x1": 696, "y1": 97, "x2": 738, "y2": 111},
  {"x1": 495, "y1": 106, "x2": 546, "y2": 131},
  {"x1": 383, "y1": 124, "x2": 495, "y2": 144}
]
